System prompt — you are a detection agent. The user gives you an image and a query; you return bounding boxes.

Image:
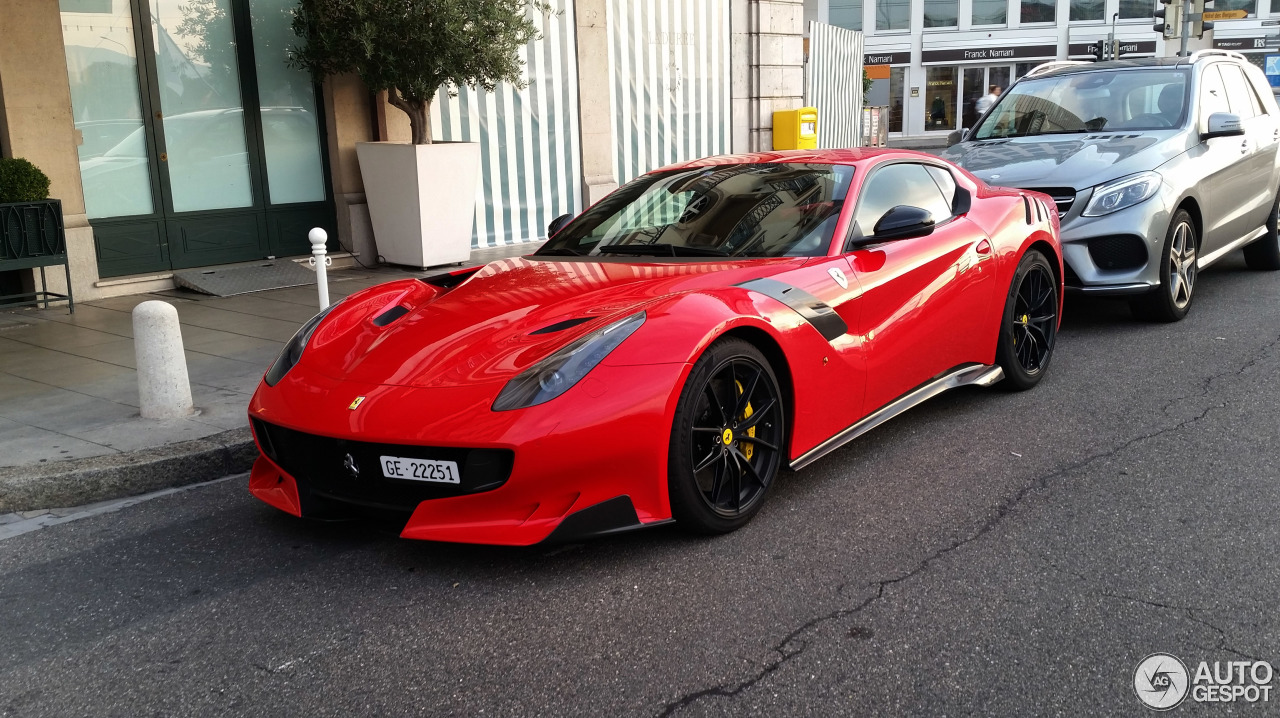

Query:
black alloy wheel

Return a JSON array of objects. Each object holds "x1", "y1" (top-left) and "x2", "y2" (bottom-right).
[
  {"x1": 1243, "y1": 187, "x2": 1280, "y2": 271},
  {"x1": 996, "y1": 250, "x2": 1059, "y2": 391},
  {"x1": 668, "y1": 338, "x2": 784, "y2": 533}
]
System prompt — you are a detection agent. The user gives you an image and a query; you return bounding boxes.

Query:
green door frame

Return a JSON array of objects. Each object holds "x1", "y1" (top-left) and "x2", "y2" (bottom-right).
[{"x1": 89, "y1": 0, "x2": 335, "y2": 278}]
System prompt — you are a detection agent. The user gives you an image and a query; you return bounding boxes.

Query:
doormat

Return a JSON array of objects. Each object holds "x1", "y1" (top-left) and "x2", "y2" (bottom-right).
[{"x1": 172, "y1": 260, "x2": 317, "y2": 297}]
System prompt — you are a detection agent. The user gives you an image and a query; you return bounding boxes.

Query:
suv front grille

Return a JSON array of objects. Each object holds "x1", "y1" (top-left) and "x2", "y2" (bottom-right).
[
  {"x1": 251, "y1": 419, "x2": 513, "y2": 514},
  {"x1": 1022, "y1": 187, "x2": 1076, "y2": 218}
]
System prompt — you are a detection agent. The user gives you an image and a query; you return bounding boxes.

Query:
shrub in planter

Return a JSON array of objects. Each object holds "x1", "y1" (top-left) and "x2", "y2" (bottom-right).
[{"x1": 0, "y1": 157, "x2": 51, "y2": 204}]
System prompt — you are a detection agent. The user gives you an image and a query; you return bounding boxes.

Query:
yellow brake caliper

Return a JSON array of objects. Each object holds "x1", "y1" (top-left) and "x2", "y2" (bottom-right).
[{"x1": 735, "y1": 380, "x2": 755, "y2": 461}]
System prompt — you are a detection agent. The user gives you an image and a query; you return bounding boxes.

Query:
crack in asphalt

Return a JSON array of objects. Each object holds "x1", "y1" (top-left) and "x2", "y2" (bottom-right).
[
  {"x1": 656, "y1": 335, "x2": 1279, "y2": 716},
  {"x1": 1099, "y1": 592, "x2": 1261, "y2": 663}
]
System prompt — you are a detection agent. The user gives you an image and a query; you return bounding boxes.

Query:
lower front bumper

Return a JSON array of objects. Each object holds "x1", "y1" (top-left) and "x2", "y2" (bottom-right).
[
  {"x1": 1064, "y1": 281, "x2": 1155, "y2": 296},
  {"x1": 248, "y1": 454, "x2": 669, "y2": 545}
]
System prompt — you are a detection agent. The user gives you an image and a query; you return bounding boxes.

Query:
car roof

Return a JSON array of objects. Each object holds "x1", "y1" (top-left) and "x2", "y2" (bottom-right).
[{"x1": 653, "y1": 148, "x2": 943, "y2": 172}]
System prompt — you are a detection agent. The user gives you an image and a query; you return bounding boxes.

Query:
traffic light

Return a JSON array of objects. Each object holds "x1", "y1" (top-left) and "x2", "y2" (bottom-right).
[
  {"x1": 1092, "y1": 39, "x2": 1106, "y2": 61},
  {"x1": 1154, "y1": 0, "x2": 1182, "y2": 40},
  {"x1": 1193, "y1": 0, "x2": 1214, "y2": 38}
]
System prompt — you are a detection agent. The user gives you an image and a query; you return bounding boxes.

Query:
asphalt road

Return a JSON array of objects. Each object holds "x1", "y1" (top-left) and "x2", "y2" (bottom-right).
[{"x1": 2, "y1": 254, "x2": 1279, "y2": 717}]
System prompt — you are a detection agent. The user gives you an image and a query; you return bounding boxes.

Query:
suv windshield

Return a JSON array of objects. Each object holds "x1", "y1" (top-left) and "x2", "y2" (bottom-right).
[
  {"x1": 974, "y1": 68, "x2": 1191, "y2": 139},
  {"x1": 537, "y1": 163, "x2": 855, "y2": 258}
]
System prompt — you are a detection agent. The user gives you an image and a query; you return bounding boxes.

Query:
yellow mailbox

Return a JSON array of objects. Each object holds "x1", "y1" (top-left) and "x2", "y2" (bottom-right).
[{"x1": 772, "y1": 107, "x2": 818, "y2": 150}]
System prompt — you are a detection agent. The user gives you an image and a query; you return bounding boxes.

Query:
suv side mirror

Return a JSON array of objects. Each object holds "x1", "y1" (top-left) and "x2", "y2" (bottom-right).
[
  {"x1": 873, "y1": 205, "x2": 936, "y2": 240},
  {"x1": 1202, "y1": 112, "x2": 1244, "y2": 141},
  {"x1": 548, "y1": 213, "x2": 574, "y2": 237},
  {"x1": 947, "y1": 128, "x2": 968, "y2": 147}
]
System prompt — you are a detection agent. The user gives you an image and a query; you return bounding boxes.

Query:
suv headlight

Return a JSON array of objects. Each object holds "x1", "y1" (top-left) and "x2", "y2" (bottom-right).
[
  {"x1": 492, "y1": 312, "x2": 646, "y2": 411},
  {"x1": 264, "y1": 303, "x2": 337, "y2": 386},
  {"x1": 1082, "y1": 171, "x2": 1162, "y2": 217}
]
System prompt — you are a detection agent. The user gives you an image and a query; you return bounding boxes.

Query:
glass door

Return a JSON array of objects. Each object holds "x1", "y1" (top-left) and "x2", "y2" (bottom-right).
[{"x1": 60, "y1": 0, "x2": 334, "y2": 277}]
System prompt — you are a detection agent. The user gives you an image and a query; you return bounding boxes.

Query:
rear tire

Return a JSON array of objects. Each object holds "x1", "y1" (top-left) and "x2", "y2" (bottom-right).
[
  {"x1": 995, "y1": 250, "x2": 1059, "y2": 391},
  {"x1": 1131, "y1": 209, "x2": 1197, "y2": 322},
  {"x1": 1243, "y1": 189, "x2": 1280, "y2": 271},
  {"x1": 668, "y1": 338, "x2": 785, "y2": 534}
]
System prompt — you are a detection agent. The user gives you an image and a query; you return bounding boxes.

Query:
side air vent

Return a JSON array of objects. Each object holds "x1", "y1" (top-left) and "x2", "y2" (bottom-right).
[
  {"x1": 372, "y1": 305, "x2": 410, "y2": 327},
  {"x1": 531, "y1": 317, "x2": 594, "y2": 335},
  {"x1": 1022, "y1": 196, "x2": 1033, "y2": 224}
]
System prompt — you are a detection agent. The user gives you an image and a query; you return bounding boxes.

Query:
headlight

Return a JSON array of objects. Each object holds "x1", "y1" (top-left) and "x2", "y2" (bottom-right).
[
  {"x1": 264, "y1": 303, "x2": 337, "y2": 386},
  {"x1": 1082, "y1": 171, "x2": 1162, "y2": 217},
  {"x1": 492, "y1": 312, "x2": 646, "y2": 411}
]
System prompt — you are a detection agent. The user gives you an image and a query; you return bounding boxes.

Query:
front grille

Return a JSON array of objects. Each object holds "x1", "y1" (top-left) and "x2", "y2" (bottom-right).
[
  {"x1": 1087, "y1": 235, "x2": 1148, "y2": 271},
  {"x1": 252, "y1": 419, "x2": 513, "y2": 514},
  {"x1": 1022, "y1": 187, "x2": 1076, "y2": 218}
]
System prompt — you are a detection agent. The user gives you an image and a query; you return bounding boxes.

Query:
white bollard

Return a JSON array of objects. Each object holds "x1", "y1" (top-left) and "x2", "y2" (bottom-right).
[
  {"x1": 132, "y1": 300, "x2": 194, "y2": 419},
  {"x1": 309, "y1": 227, "x2": 330, "y2": 309}
]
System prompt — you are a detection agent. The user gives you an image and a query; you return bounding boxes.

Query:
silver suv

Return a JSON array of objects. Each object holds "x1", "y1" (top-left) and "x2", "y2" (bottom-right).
[{"x1": 942, "y1": 51, "x2": 1280, "y2": 321}]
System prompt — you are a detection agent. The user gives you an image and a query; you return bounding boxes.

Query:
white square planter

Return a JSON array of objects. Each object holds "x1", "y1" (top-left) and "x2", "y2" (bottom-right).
[{"x1": 355, "y1": 141, "x2": 480, "y2": 268}]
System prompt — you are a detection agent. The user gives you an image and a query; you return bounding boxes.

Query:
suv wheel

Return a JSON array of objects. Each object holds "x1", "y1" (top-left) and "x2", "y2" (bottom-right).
[
  {"x1": 1243, "y1": 188, "x2": 1280, "y2": 271},
  {"x1": 1132, "y1": 209, "x2": 1197, "y2": 322}
]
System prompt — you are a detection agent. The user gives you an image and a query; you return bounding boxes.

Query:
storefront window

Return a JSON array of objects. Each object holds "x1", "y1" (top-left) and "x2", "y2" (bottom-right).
[
  {"x1": 1212, "y1": 0, "x2": 1256, "y2": 14},
  {"x1": 249, "y1": 0, "x2": 326, "y2": 205},
  {"x1": 1070, "y1": 0, "x2": 1104, "y2": 20},
  {"x1": 925, "y1": 67, "x2": 957, "y2": 131},
  {"x1": 924, "y1": 0, "x2": 958, "y2": 27},
  {"x1": 963, "y1": 68, "x2": 985, "y2": 129},
  {"x1": 878, "y1": 0, "x2": 910, "y2": 30},
  {"x1": 1016, "y1": 62, "x2": 1037, "y2": 80},
  {"x1": 1021, "y1": 0, "x2": 1056, "y2": 23},
  {"x1": 60, "y1": 0, "x2": 155, "y2": 219},
  {"x1": 889, "y1": 67, "x2": 905, "y2": 132},
  {"x1": 1118, "y1": 0, "x2": 1151, "y2": 19},
  {"x1": 972, "y1": 0, "x2": 1007, "y2": 24},
  {"x1": 830, "y1": 0, "x2": 862, "y2": 31}
]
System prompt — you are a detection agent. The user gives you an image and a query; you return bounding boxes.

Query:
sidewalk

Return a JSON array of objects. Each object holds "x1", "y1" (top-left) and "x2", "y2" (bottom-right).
[{"x1": 0, "y1": 243, "x2": 537, "y2": 512}]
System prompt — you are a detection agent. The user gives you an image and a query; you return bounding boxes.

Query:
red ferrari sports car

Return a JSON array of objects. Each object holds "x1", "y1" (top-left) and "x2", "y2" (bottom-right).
[{"x1": 248, "y1": 149, "x2": 1062, "y2": 545}]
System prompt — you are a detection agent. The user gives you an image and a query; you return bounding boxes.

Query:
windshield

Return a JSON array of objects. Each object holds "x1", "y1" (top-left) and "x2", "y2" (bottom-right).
[
  {"x1": 537, "y1": 163, "x2": 855, "y2": 258},
  {"x1": 974, "y1": 69, "x2": 1191, "y2": 139}
]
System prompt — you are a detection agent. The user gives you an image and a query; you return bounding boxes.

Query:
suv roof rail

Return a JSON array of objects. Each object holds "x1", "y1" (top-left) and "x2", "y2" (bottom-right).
[
  {"x1": 1025, "y1": 60, "x2": 1092, "y2": 78},
  {"x1": 1185, "y1": 49, "x2": 1247, "y2": 64}
]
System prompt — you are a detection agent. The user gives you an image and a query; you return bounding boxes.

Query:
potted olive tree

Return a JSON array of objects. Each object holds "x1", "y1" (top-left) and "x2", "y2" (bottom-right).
[{"x1": 290, "y1": 0, "x2": 546, "y2": 267}]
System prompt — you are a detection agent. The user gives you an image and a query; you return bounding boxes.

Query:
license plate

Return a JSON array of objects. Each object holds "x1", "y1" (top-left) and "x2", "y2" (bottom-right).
[{"x1": 379, "y1": 456, "x2": 460, "y2": 484}]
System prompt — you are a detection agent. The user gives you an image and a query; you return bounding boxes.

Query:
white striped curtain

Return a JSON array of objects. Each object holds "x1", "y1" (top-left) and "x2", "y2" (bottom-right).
[
  {"x1": 607, "y1": 0, "x2": 732, "y2": 186},
  {"x1": 429, "y1": 0, "x2": 583, "y2": 249},
  {"x1": 805, "y1": 22, "x2": 864, "y2": 149}
]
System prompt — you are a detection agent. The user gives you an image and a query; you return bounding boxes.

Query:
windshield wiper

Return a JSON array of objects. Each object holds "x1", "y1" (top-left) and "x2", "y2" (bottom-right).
[
  {"x1": 537, "y1": 247, "x2": 585, "y2": 256},
  {"x1": 597, "y1": 243, "x2": 729, "y2": 257}
]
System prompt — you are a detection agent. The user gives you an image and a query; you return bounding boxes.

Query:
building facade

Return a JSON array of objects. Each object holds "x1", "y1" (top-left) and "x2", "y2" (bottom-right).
[
  {"x1": 0, "y1": 0, "x2": 807, "y2": 302},
  {"x1": 804, "y1": 0, "x2": 1276, "y2": 140}
]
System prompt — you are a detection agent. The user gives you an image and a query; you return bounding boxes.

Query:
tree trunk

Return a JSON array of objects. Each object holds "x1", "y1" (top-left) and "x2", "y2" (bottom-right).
[{"x1": 387, "y1": 90, "x2": 433, "y2": 145}]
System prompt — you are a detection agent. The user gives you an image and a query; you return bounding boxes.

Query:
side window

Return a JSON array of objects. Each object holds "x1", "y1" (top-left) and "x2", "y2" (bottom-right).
[
  {"x1": 1219, "y1": 64, "x2": 1259, "y2": 119},
  {"x1": 924, "y1": 166, "x2": 957, "y2": 211},
  {"x1": 854, "y1": 163, "x2": 953, "y2": 235},
  {"x1": 1199, "y1": 65, "x2": 1231, "y2": 127}
]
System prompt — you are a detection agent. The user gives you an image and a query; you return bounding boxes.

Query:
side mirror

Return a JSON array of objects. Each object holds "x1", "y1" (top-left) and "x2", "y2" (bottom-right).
[
  {"x1": 873, "y1": 205, "x2": 935, "y2": 240},
  {"x1": 1202, "y1": 112, "x2": 1244, "y2": 141},
  {"x1": 946, "y1": 128, "x2": 968, "y2": 147},
  {"x1": 547, "y1": 213, "x2": 574, "y2": 237}
]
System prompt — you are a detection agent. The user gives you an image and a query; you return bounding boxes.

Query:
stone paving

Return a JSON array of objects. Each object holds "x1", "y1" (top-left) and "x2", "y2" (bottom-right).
[{"x1": 0, "y1": 244, "x2": 537, "y2": 471}]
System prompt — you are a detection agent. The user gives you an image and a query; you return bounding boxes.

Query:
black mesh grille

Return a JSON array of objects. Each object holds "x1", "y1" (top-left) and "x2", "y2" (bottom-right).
[
  {"x1": 251, "y1": 419, "x2": 513, "y2": 513},
  {"x1": 1087, "y1": 235, "x2": 1148, "y2": 270}
]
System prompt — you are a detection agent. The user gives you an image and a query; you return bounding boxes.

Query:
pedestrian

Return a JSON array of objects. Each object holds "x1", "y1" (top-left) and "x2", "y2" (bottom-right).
[{"x1": 975, "y1": 85, "x2": 1001, "y2": 115}]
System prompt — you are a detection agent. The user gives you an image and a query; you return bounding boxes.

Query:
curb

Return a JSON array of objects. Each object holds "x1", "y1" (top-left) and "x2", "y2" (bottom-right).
[{"x1": 0, "y1": 428, "x2": 256, "y2": 513}]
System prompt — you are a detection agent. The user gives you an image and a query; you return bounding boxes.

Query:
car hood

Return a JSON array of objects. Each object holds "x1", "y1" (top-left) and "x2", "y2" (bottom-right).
[
  {"x1": 299, "y1": 256, "x2": 806, "y2": 389},
  {"x1": 941, "y1": 132, "x2": 1186, "y2": 190}
]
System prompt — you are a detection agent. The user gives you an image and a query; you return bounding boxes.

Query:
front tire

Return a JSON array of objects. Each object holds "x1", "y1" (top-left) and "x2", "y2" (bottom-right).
[
  {"x1": 995, "y1": 249, "x2": 1059, "y2": 391},
  {"x1": 668, "y1": 338, "x2": 785, "y2": 534},
  {"x1": 1243, "y1": 188, "x2": 1280, "y2": 271},
  {"x1": 1131, "y1": 209, "x2": 1197, "y2": 322}
]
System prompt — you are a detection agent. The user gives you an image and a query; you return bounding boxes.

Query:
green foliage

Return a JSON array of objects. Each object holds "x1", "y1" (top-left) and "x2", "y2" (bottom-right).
[
  {"x1": 289, "y1": 0, "x2": 550, "y2": 143},
  {"x1": 862, "y1": 68, "x2": 872, "y2": 101},
  {"x1": 0, "y1": 157, "x2": 51, "y2": 204}
]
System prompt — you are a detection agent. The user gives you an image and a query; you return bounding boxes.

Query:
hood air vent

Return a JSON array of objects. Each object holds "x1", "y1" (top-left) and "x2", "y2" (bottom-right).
[
  {"x1": 531, "y1": 317, "x2": 594, "y2": 335},
  {"x1": 373, "y1": 305, "x2": 410, "y2": 327}
]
